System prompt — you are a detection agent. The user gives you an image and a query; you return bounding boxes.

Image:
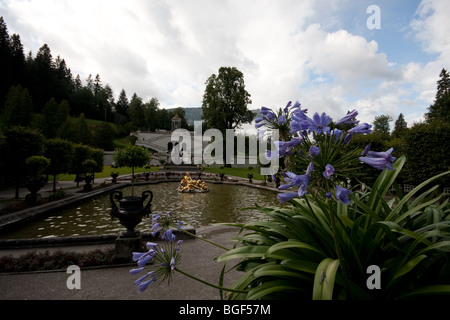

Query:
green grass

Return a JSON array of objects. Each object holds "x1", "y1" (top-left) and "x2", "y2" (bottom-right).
[
  {"x1": 56, "y1": 165, "x2": 265, "y2": 182},
  {"x1": 56, "y1": 166, "x2": 159, "y2": 181},
  {"x1": 202, "y1": 166, "x2": 265, "y2": 180}
]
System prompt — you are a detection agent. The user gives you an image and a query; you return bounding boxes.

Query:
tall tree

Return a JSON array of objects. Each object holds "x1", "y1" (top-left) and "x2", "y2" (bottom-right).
[
  {"x1": 372, "y1": 114, "x2": 392, "y2": 135},
  {"x1": 114, "y1": 89, "x2": 129, "y2": 125},
  {"x1": 31, "y1": 44, "x2": 57, "y2": 110},
  {"x1": 0, "y1": 126, "x2": 45, "y2": 198},
  {"x1": 426, "y1": 68, "x2": 450, "y2": 123},
  {"x1": 1, "y1": 84, "x2": 33, "y2": 128},
  {"x1": 44, "y1": 138, "x2": 74, "y2": 192},
  {"x1": 143, "y1": 97, "x2": 160, "y2": 131},
  {"x1": 0, "y1": 16, "x2": 12, "y2": 106},
  {"x1": 392, "y1": 113, "x2": 408, "y2": 139},
  {"x1": 128, "y1": 93, "x2": 145, "y2": 130},
  {"x1": 41, "y1": 98, "x2": 70, "y2": 138},
  {"x1": 9, "y1": 34, "x2": 25, "y2": 86},
  {"x1": 202, "y1": 67, "x2": 253, "y2": 132}
]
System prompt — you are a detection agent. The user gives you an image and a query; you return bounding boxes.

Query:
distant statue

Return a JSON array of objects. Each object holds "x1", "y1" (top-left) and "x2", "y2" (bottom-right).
[{"x1": 179, "y1": 172, "x2": 209, "y2": 193}]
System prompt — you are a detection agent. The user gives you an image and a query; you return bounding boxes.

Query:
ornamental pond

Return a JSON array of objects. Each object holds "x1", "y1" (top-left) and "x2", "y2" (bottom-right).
[{"x1": 0, "y1": 182, "x2": 283, "y2": 239}]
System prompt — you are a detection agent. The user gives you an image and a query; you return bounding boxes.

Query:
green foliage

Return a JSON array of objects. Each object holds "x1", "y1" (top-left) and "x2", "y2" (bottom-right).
[
  {"x1": 1, "y1": 85, "x2": 33, "y2": 128},
  {"x1": 404, "y1": 120, "x2": 450, "y2": 186},
  {"x1": 217, "y1": 157, "x2": 450, "y2": 300},
  {"x1": 44, "y1": 138, "x2": 74, "y2": 192},
  {"x1": 372, "y1": 114, "x2": 392, "y2": 134},
  {"x1": 25, "y1": 156, "x2": 50, "y2": 176},
  {"x1": 113, "y1": 145, "x2": 150, "y2": 171},
  {"x1": 41, "y1": 98, "x2": 69, "y2": 138},
  {"x1": 426, "y1": 68, "x2": 450, "y2": 123},
  {"x1": 113, "y1": 145, "x2": 150, "y2": 196},
  {"x1": 392, "y1": 113, "x2": 408, "y2": 139},
  {"x1": 202, "y1": 67, "x2": 254, "y2": 132},
  {"x1": 0, "y1": 249, "x2": 116, "y2": 273},
  {"x1": 0, "y1": 126, "x2": 45, "y2": 197}
]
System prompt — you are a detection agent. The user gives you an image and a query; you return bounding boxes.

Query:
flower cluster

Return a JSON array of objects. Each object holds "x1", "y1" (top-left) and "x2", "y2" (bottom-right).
[
  {"x1": 130, "y1": 229, "x2": 183, "y2": 293},
  {"x1": 256, "y1": 101, "x2": 307, "y2": 141},
  {"x1": 130, "y1": 212, "x2": 184, "y2": 293},
  {"x1": 256, "y1": 102, "x2": 395, "y2": 205},
  {"x1": 151, "y1": 211, "x2": 183, "y2": 237}
]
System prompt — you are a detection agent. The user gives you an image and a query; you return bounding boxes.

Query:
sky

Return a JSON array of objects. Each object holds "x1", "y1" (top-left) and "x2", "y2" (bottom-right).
[{"x1": 1, "y1": 0, "x2": 449, "y2": 129}]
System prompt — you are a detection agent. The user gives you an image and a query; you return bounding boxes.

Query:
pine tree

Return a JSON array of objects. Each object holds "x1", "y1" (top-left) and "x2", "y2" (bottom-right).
[
  {"x1": 9, "y1": 34, "x2": 25, "y2": 86},
  {"x1": 1, "y1": 85, "x2": 33, "y2": 128},
  {"x1": 0, "y1": 16, "x2": 12, "y2": 107},
  {"x1": 392, "y1": 113, "x2": 408, "y2": 139},
  {"x1": 436, "y1": 68, "x2": 450, "y2": 99},
  {"x1": 426, "y1": 68, "x2": 450, "y2": 123},
  {"x1": 115, "y1": 89, "x2": 129, "y2": 117}
]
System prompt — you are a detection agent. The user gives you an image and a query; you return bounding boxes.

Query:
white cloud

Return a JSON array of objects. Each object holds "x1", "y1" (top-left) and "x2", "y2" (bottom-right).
[{"x1": 0, "y1": 0, "x2": 447, "y2": 128}]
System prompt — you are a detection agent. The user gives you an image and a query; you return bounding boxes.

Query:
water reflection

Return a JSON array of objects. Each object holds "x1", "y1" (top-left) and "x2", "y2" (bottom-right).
[{"x1": 0, "y1": 183, "x2": 283, "y2": 239}]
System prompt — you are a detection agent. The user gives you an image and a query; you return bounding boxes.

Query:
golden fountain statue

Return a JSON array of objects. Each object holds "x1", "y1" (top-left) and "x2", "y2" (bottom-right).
[{"x1": 178, "y1": 172, "x2": 209, "y2": 193}]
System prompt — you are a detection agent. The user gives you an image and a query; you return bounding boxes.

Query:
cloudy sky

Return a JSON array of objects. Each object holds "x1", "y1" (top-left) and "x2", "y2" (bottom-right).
[{"x1": 1, "y1": 0, "x2": 449, "y2": 127}]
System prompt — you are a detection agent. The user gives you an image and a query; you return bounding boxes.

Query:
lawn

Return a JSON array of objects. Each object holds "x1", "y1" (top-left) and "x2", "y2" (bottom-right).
[
  {"x1": 55, "y1": 166, "x2": 266, "y2": 182},
  {"x1": 202, "y1": 166, "x2": 265, "y2": 180},
  {"x1": 56, "y1": 165, "x2": 159, "y2": 181}
]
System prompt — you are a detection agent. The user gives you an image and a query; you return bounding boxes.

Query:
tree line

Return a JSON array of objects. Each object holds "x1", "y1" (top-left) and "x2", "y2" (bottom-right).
[
  {"x1": 346, "y1": 68, "x2": 450, "y2": 188},
  {"x1": 0, "y1": 16, "x2": 191, "y2": 148}
]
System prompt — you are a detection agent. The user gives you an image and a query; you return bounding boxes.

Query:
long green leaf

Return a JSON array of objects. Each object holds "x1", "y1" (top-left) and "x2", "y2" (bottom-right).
[
  {"x1": 393, "y1": 255, "x2": 427, "y2": 280},
  {"x1": 281, "y1": 259, "x2": 317, "y2": 275},
  {"x1": 398, "y1": 285, "x2": 450, "y2": 300},
  {"x1": 215, "y1": 246, "x2": 269, "y2": 262},
  {"x1": 386, "y1": 170, "x2": 450, "y2": 221},
  {"x1": 253, "y1": 264, "x2": 311, "y2": 281},
  {"x1": 312, "y1": 258, "x2": 340, "y2": 300},
  {"x1": 247, "y1": 280, "x2": 300, "y2": 300},
  {"x1": 266, "y1": 240, "x2": 326, "y2": 258},
  {"x1": 367, "y1": 156, "x2": 406, "y2": 210}
]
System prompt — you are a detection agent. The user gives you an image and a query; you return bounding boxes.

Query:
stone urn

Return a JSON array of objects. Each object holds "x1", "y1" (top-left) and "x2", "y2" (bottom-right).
[
  {"x1": 25, "y1": 176, "x2": 47, "y2": 205},
  {"x1": 110, "y1": 190, "x2": 153, "y2": 237}
]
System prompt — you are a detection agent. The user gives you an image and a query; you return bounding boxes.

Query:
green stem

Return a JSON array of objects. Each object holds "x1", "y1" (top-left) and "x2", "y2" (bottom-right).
[
  {"x1": 175, "y1": 226, "x2": 231, "y2": 251},
  {"x1": 174, "y1": 268, "x2": 248, "y2": 294},
  {"x1": 325, "y1": 183, "x2": 352, "y2": 297}
]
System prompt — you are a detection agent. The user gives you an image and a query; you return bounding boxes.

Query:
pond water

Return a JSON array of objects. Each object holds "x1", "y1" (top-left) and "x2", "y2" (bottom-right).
[{"x1": 0, "y1": 183, "x2": 283, "y2": 239}]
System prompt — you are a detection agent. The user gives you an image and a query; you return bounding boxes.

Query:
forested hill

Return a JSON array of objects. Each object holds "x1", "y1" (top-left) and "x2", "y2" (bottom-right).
[{"x1": 167, "y1": 107, "x2": 202, "y2": 125}]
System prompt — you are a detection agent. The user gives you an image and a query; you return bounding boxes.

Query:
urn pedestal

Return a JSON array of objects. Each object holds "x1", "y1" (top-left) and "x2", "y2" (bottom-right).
[
  {"x1": 110, "y1": 190, "x2": 153, "y2": 237},
  {"x1": 110, "y1": 190, "x2": 153, "y2": 262}
]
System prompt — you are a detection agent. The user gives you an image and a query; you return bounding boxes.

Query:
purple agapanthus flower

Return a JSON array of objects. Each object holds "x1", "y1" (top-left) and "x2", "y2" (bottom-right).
[
  {"x1": 283, "y1": 137, "x2": 303, "y2": 153},
  {"x1": 162, "y1": 229, "x2": 176, "y2": 243},
  {"x1": 133, "y1": 271, "x2": 156, "y2": 293},
  {"x1": 323, "y1": 164, "x2": 335, "y2": 180},
  {"x1": 297, "y1": 177, "x2": 309, "y2": 196},
  {"x1": 277, "y1": 192, "x2": 298, "y2": 203},
  {"x1": 335, "y1": 109, "x2": 359, "y2": 126},
  {"x1": 362, "y1": 145, "x2": 371, "y2": 156},
  {"x1": 359, "y1": 148, "x2": 396, "y2": 170},
  {"x1": 331, "y1": 129, "x2": 344, "y2": 142},
  {"x1": 309, "y1": 145, "x2": 320, "y2": 157},
  {"x1": 335, "y1": 185, "x2": 352, "y2": 205},
  {"x1": 277, "y1": 115, "x2": 287, "y2": 125},
  {"x1": 279, "y1": 172, "x2": 308, "y2": 190},
  {"x1": 305, "y1": 112, "x2": 332, "y2": 134},
  {"x1": 278, "y1": 171, "x2": 310, "y2": 198},
  {"x1": 289, "y1": 109, "x2": 310, "y2": 133},
  {"x1": 260, "y1": 106, "x2": 276, "y2": 121},
  {"x1": 348, "y1": 123, "x2": 372, "y2": 134},
  {"x1": 284, "y1": 101, "x2": 292, "y2": 114}
]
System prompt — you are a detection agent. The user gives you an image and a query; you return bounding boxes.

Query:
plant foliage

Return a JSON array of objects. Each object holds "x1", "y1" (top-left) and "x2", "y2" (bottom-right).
[{"x1": 217, "y1": 157, "x2": 450, "y2": 300}]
